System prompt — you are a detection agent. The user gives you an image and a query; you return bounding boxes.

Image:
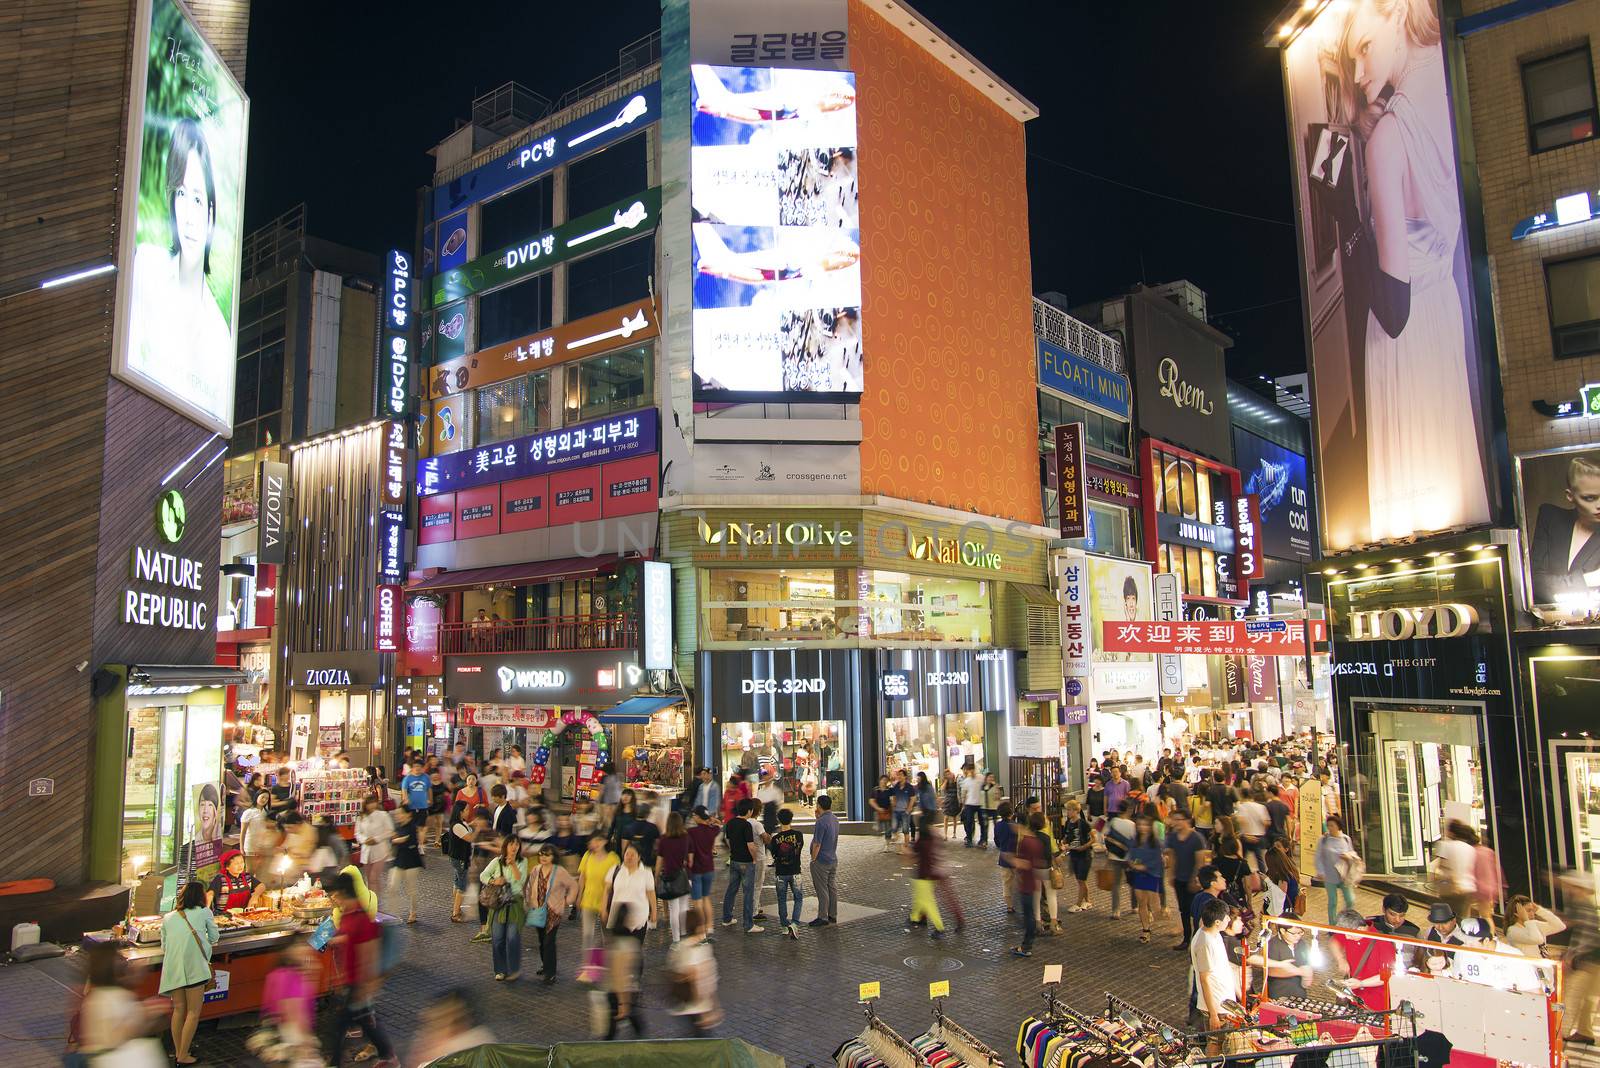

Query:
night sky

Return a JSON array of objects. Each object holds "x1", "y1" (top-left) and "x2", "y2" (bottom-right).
[{"x1": 243, "y1": 0, "x2": 1300, "y2": 381}]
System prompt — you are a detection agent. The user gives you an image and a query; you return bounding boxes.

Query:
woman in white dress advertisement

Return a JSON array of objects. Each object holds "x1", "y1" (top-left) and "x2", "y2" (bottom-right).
[{"x1": 1284, "y1": 0, "x2": 1492, "y2": 549}]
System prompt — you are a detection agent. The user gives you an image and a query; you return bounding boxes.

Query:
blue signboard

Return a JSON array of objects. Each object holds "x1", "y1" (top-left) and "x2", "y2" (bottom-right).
[
  {"x1": 431, "y1": 82, "x2": 661, "y2": 220},
  {"x1": 1244, "y1": 619, "x2": 1287, "y2": 634},
  {"x1": 1233, "y1": 428, "x2": 1315, "y2": 562},
  {"x1": 418, "y1": 407, "x2": 659, "y2": 497},
  {"x1": 1036, "y1": 338, "x2": 1132, "y2": 419}
]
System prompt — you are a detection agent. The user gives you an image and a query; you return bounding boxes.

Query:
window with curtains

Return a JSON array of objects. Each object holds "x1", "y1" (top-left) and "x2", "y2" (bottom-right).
[{"x1": 1522, "y1": 46, "x2": 1598, "y2": 153}]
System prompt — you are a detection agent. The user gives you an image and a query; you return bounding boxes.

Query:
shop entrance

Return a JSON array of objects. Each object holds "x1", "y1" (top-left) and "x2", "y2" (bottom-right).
[
  {"x1": 719, "y1": 720, "x2": 845, "y2": 812},
  {"x1": 1353, "y1": 698, "x2": 1488, "y2": 889}
]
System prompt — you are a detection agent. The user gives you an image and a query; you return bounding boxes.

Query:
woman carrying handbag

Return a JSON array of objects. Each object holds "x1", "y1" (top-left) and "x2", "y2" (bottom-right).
[
  {"x1": 480, "y1": 837, "x2": 528, "y2": 981},
  {"x1": 525, "y1": 844, "x2": 577, "y2": 984},
  {"x1": 158, "y1": 881, "x2": 218, "y2": 1065}
]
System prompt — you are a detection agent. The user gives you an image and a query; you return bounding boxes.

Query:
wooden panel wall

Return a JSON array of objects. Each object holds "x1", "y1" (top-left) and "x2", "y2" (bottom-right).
[{"x1": 0, "y1": 0, "x2": 248, "y2": 884}]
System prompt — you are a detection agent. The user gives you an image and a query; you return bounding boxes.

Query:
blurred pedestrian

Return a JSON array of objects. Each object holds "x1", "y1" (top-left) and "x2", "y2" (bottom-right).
[
  {"x1": 75, "y1": 942, "x2": 162, "y2": 1066},
  {"x1": 1009, "y1": 812, "x2": 1047, "y2": 957},
  {"x1": 355, "y1": 794, "x2": 394, "y2": 913},
  {"x1": 1560, "y1": 870, "x2": 1600, "y2": 1044},
  {"x1": 321, "y1": 872, "x2": 397, "y2": 1068},
  {"x1": 1127, "y1": 814, "x2": 1165, "y2": 944},
  {"x1": 1062, "y1": 799, "x2": 1095, "y2": 912},
  {"x1": 906, "y1": 812, "x2": 946, "y2": 940},
  {"x1": 687, "y1": 807, "x2": 721, "y2": 937},
  {"x1": 980, "y1": 771, "x2": 1002, "y2": 848},
  {"x1": 603, "y1": 842, "x2": 657, "y2": 1039},
  {"x1": 656, "y1": 811, "x2": 692, "y2": 942},
  {"x1": 666, "y1": 912, "x2": 723, "y2": 1034},
  {"x1": 941, "y1": 769, "x2": 961, "y2": 839},
  {"x1": 387, "y1": 807, "x2": 423, "y2": 924},
  {"x1": 578, "y1": 831, "x2": 620, "y2": 949},
  {"x1": 1315, "y1": 815, "x2": 1359, "y2": 925},
  {"x1": 158, "y1": 880, "x2": 216, "y2": 1066},
  {"x1": 1431, "y1": 820, "x2": 1478, "y2": 923},
  {"x1": 994, "y1": 801, "x2": 1019, "y2": 914},
  {"x1": 410, "y1": 987, "x2": 495, "y2": 1066}
]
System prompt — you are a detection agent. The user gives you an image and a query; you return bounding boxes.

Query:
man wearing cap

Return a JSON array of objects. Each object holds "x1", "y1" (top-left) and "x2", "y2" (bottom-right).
[
  {"x1": 1419, "y1": 901, "x2": 1466, "y2": 973},
  {"x1": 692, "y1": 767, "x2": 720, "y2": 819}
]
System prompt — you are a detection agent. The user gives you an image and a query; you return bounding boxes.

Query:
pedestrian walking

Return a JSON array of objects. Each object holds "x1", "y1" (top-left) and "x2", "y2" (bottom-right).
[
  {"x1": 994, "y1": 801, "x2": 1019, "y2": 914},
  {"x1": 387, "y1": 807, "x2": 423, "y2": 924},
  {"x1": 1062, "y1": 800, "x2": 1095, "y2": 912},
  {"x1": 321, "y1": 872, "x2": 398, "y2": 1068},
  {"x1": 410, "y1": 988, "x2": 496, "y2": 1066},
  {"x1": 655, "y1": 812, "x2": 692, "y2": 943},
  {"x1": 914, "y1": 772, "x2": 938, "y2": 845},
  {"x1": 481, "y1": 836, "x2": 528, "y2": 981},
  {"x1": 602, "y1": 842, "x2": 657, "y2": 1039},
  {"x1": 355, "y1": 795, "x2": 394, "y2": 913},
  {"x1": 691, "y1": 767, "x2": 721, "y2": 818},
  {"x1": 1315, "y1": 815, "x2": 1360, "y2": 925},
  {"x1": 577, "y1": 832, "x2": 621, "y2": 950},
  {"x1": 871, "y1": 775, "x2": 896, "y2": 849},
  {"x1": 1103, "y1": 800, "x2": 1136, "y2": 919},
  {"x1": 443, "y1": 800, "x2": 474, "y2": 923},
  {"x1": 74, "y1": 943, "x2": 163, "y2": 1066},
  {"x1": 892, "y1": 770, "x2": 915, "y2": 844},
  {"x1": 158, "y1": 881, "x2": 217, "y2": 1066},
  {"x1": 1561, "y1": 870, "x2": 1600, "y2": 1044},
  {"x1": 598, "y1": 763, "x2": 623, "y2": 832},
  {"x1": 1126, "y1": 815, "x2": 1165, "y2": 944},
  {"x1": 958, "y1": 766, "x2": 983, "y2": 847},
  {"x1": 665, "y1": 912, "x2": 723, "y2": 1034},
  {"x1": 686, "y1": 806, "x2": 721, "y2": 937},
  {"x1": 908, "y1": 813, "x2": 947, "y2": 939},
  {"x1": 1009, "y1": 812, "x2": 1047, "y2": 957},
  {"x1": 769, "y1": 808, "x2": 806, "y2": 938},
  {"x1": 979, "y1": 772, "x2": 1002, "y2": 848},
  {"x1": 525, "y1": 844, "x2": 577, "y2": 984},
  {"x1": 1466, "y1": 824, "x2": 1502, "y2": 919},
  {"x1": 809, "y1": 793, "x2": 840, "y2": 927},
  {"x1": 940, "y1": 769, "x2": 961, "y2": 839},
  {"x1": 1164, "y1": 811, "x2": 1211, "y2": 948}
]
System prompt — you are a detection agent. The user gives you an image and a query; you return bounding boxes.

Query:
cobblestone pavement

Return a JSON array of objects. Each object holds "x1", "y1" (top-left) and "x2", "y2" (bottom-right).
[{"x1": 1, "y1": 832, "x2": 1390, "y2": 1068}]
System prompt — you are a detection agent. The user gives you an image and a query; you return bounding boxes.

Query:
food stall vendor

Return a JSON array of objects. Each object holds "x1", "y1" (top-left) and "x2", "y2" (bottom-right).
[{"x1": 208, "y1": 849, "x2": 266, "y2": 913}]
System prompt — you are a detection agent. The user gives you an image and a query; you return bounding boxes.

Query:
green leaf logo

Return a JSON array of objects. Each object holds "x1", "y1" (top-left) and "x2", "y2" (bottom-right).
[{"x1": 156, "y1": 490, "x2": 186, "y2": 544}]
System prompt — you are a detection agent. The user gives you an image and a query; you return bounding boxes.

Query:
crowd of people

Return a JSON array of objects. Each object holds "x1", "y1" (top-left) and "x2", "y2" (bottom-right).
[{"x1": 67, "y1": 733, "x2": 1600, "y2": 1063}]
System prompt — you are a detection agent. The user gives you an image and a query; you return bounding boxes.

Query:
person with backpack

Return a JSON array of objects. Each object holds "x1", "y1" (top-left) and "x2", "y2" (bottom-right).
[
  {"x1": 769, "y1": 809, "x2": 806, "y2": 939},
  {"x1": 1103, "y1": 800, "x2": 1137, "y2": 919}
]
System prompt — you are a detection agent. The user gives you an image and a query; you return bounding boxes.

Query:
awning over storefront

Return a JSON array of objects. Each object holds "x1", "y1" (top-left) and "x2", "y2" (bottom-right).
[
  {"x1": 129, "y1": 664, "x2": 250, "y2": 687},
  {"x1": 407, "y1": 553, "x2": 620, "y2": 593},
  {"x1": 599, "y1": 695, "x2": 684, "y2": 724},
  {"x1": 1010, "y1": 582, "x2": 1057, "y2": 607}
]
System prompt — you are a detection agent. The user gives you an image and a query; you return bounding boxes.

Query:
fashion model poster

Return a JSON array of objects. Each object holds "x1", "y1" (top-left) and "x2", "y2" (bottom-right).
[
  {"x1": 114, "y1": 0, "x2": 249, "y2": 435},
  {"x1": 1282, "y1": 0, "x2": 1490, "y2": 551},
  {"x1": 1518, "y1": 448, "x2": 1600, "y2": 619}
]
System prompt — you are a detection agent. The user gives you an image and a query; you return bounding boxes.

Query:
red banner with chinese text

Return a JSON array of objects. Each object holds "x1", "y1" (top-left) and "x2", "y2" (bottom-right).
[{"x1": 1098, "y1": 619, "x2": 1328, "y2": 656}]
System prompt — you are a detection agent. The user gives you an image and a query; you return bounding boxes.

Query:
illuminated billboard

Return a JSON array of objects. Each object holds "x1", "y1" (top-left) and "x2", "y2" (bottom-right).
[
  {"x1": 1233, "y1": 429, "x2": 1315, "y2": 562},
  {"x1": 690, "y1": 63, "x2": 862, "y2": 400},
  {"x1": 1280, "y1": 0, "x2": 1491, "y2": 551},
  {"x1": 112, "y1": 0, "x2": 249, "y2": 436}
]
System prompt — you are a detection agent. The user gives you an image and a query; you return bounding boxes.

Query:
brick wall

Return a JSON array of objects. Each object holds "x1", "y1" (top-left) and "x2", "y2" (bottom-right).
[{"x1": 1461, "y1": 0, "x2": 1600, "y2": 454}]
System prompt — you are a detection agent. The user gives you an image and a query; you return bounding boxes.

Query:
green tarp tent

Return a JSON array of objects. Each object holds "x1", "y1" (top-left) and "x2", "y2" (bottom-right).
[{"x1": 425, "y1": 1038, "x2": 785, "y2": 1068}]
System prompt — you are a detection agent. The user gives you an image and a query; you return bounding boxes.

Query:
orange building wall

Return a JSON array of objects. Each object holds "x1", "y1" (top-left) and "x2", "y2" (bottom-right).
[{"x1": 851, "y1": 0, "x2": 1040, "y2": 526}]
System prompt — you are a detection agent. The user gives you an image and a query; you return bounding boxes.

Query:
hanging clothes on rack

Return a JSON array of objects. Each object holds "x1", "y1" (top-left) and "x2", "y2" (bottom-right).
[
  {"x1": 922, "y1": 1009, "x2": 1004, "y2": 1068},
  {"x1": 835, "y1": 1008, "x2": 929, "y2": 1068}
]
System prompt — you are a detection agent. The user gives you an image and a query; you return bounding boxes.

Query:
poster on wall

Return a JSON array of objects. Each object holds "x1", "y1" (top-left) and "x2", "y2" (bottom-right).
[
  {"x1": 112, "y1": 0, "x2": 250, "y2": 437},
  {"x1": 186, "y1": 781, "x2": 224, "y2": 874},
  {"x1": 1280, "y1": 0, "x2": 1492, "y2": 551},
  {"x1": 1233, "y1": 429, "x2": 1315, "y2": 561},
  {"x1": 1086, "y1": 555, "x2": 1157, "y2": 701},
  {"x1": 690, "y1": 63, "x2": 863, "y2": 401},
  {"x1": 1517, "y1": 447, "x2": 1600, "y2": 620}
]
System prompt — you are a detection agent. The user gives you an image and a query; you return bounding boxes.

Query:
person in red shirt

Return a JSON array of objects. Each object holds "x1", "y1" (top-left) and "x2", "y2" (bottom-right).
[
  {"x1": 1329, "y1": 910, "x2": 1398, "y2": 1013},
  {"x1": 1009, "y1": 812, "x2": 1047, "y2": 957},
  {"x1": 321, "y1": 874, "x2": 397, "y2": 1068}
]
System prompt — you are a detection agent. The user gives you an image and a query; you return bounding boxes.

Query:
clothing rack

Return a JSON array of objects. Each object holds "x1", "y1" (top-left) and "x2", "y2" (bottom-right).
[
  {"x1": 854, "y1": 1000, "x2": 929, "y2": 1068},
  {"x1": 1103, "y1": 992, "x2": 1187, "y2": 1040},
  {"x1": 929, "y1": 1001, "x2": 1004, "y2": 1068},
  {"x1": 1038, "y1": 990, "x2": 1140, "y2": 1068}
]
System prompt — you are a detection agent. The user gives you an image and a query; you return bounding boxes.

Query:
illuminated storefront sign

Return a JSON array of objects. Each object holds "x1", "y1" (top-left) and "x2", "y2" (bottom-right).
[
  {"x1": 1059, "y1": 555, "x2": 1090, "y2": 678},
  {"x1": 1098, "y1": 619, "x2": 1328, "y2": 656},
  {"x1": 1347, "y1": 603, "x2": 1480, "y2": 641},
  {"x1": 257, "y1": 460, "x2": 288, "y2": 565},
  {"x1": 377, "y1": 509, "x2": 405, "y2": 583},
  {"x1": 378, "y1": 250, "x2": 412, "y2": 420},
  {"x1": 909, "y1": 535, "x2": 1001, "y2": 570},
  {"x1": 381, "y1": 421, "x2": 407, "y2": 508},
  {"x1": 642, "y1": 560, "x2": 673, "y2": 670},
  {"x1": 374, "y1": 583, "x2": 401, "y2": 652},
  {"x1": 432, "y1": 188, "x2": 662, "y2": 307},
  {"x1": 1512, "y1": 189, "x2": 1599, "y2": 240},
  {"x1": 1054, "y1": 423, "x2": 1087, "y2": 539},
  {"x1": 431, "y1": 82, "x2": 660, "y2": 218},
  {"x1": 696, "y1": 515, "x2": 857, "y2": 549},
  {"x1": 124, "y1": 545, "x2": 208, "y2": 630},
  {"x1": 444, "y1": 650, "x2": 640, "y2": 705},
  {"x1": 427, "y1": 301, "x2": 660, "y2": 399},
  {"x1": 418, "y1": 408, "x2": 658, "y2": 498},
  {"x1": 1233, "y1": 494, "x2": 1265, "y2": 581}
]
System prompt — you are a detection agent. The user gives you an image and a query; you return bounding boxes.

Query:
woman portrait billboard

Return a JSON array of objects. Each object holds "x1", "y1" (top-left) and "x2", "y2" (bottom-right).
[
  {"x1": 1281, "y1": 0, "x2": 1492, "y2": 552},
  {"x1": 1518, "y1": 448, "x2": 1600, "y2": 620},
  {"x1": 112, "y1": 0, "x2": 249, "y2": 436}
]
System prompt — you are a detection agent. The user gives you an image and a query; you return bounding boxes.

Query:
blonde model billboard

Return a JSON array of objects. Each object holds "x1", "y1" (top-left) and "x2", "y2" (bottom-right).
[
  {"x1": 1281, "y1": 0, "x2": 1490, "y2": 551},
  {"x1": 113, "y1": 0, "x2": 249, "y2": 436}
]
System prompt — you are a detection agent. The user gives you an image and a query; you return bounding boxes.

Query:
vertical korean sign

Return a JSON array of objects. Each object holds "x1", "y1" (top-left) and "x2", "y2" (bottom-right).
[
  {"x1": 378, "y1": 249, "x2": 414, "y2": 420},
  {"x1": 1054, "y1": 423, "x2": 1087, "y2": 539},
  {"x1": 1233, "y1": 493, "x2": 1265, "y2": 581},
  {"x1": 377, "y1": 421, "x2": 407, "y2": 652},
  {"x1": 1153, "y1": 572, "x2": 1183, "y2": 697},
  {"x1": 1059, "y1": 553, "x2": 1090, "y2": 699}
]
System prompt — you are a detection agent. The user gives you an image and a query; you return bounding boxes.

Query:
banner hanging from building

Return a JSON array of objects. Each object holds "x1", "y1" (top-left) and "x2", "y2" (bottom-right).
[{"x1": 1098, "y1": 619, "x2": 1328, "y2": 656}]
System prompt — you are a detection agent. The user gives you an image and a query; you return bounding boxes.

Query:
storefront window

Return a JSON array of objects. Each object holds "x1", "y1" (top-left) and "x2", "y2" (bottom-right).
[
  {"x1": 703, "y1": 567, "x2": 856, "y2": 642},
  {"x1": 562, "y1": 344, "x2": 652, "y2": 425},
  {"x1": 944, "y1": 711, "x2": 985, "y2": 772},
  {"x1": 119, "y1": 692, "x2": 225, "y2": 887},
  {"x1": 885, "y1": 714, "x2": 941, "y2": 783},
  {"x1": 720, "y1": 720, "x2": 846, "y2": 809},
  {"x1": 1086, "y1": 503, "x2": 1131, "y2": 558},
  {"x1": 862, "y1": 570, "x2": 991, "y2": 644},
  {"x1": 475, "y1": 370, "x2": 550, "y2": 445},
  {"x1": 1351, "y1": 700, "x2": 1488, "y2": 887}
]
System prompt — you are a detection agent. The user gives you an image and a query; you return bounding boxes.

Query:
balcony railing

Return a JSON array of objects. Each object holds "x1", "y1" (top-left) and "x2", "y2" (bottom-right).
[
  {"x1": 1033, "y1": 297, "x2": 1124, "y2": 373},
  {"x1": 438, "y1": 614, "x2": 637, "y2": 657}
]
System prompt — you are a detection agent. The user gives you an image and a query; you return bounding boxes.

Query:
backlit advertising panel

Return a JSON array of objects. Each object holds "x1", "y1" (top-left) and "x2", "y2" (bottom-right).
[
  {"x1": 1280, "y1": 0, "x2": 1493, "y2": 551},
  {"x1": 112, "y1": 0, "x2": 249, "y2": 436},
  {"x1": 1233, "y1": 428, "x2": 1315, "y2": 562},
  {"x1": 690, "y1": 64, "x2": 862, "y2": 400},
  {"x1": 1516, "y1": 446, "x2": 1600, "y2": 621},
  {"x1": 417, "y1": 408, "x2": 659, "y2": 498}
]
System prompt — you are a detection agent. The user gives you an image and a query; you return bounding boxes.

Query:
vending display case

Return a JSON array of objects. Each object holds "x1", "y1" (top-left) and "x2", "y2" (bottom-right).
[{"x1": 293, "y1": 765, "x2": 367, "y2": 826}]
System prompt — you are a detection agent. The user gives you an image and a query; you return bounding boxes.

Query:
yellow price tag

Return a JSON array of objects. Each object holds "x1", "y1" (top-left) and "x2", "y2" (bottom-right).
[
  {"x1": 859, "y1": 981, "x2": 881, "y2": 1001},
  {"x1": 929, "y1": 980, "x2": 950, "y2": 999}
]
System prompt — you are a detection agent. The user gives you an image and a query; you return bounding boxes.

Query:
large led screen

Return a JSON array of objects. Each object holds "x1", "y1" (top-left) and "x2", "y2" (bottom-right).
[
  {"x1": 690, "y1": 64, "x2": 862, "y2": 400},
  {"x1": 1281, "y1": 0, "x2": 1490, "y2": 551},
  {"x1": 112, "y1": 0, "x2": 248, "y2": 436},
  {"x1": 1234, "y1": 429, "x2": 1316, "y2": 562}
]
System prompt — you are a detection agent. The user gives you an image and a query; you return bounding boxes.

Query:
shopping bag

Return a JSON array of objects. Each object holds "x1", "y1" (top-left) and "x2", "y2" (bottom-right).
[
  {"x1": 309, "y1": 915, "x2": 336, "y2": 952},
  {"x1": 1095, "y1": 867, "x2": 1115, "y2": 892}
]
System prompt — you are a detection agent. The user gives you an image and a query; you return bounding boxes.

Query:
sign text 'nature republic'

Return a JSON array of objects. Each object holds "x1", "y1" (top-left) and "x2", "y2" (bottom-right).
[{"x1": 124, "y1": 546, "x2": 208, "y2": 630}]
